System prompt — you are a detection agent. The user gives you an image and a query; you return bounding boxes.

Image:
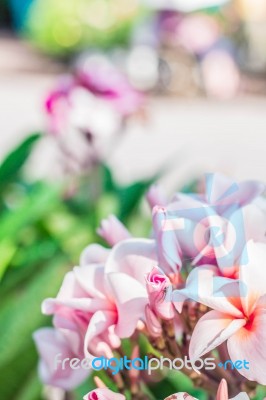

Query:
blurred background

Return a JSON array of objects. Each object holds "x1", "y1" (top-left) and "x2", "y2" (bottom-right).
[
  {"x1": 1, "y1": 1, "x2": 266, "y2": 399},
  {"x1": 1, "y1": 0, "x2": 266, "y2": 187}
]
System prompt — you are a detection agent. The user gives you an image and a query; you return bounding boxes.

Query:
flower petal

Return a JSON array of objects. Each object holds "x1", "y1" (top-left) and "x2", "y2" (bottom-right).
[
  {"x1": 33, "y1": 328, "x2": 89, "y2": 390},
  {"x1": 146, "y1": 184, "x2": 168, "y2": 209},
  {"x1": 189, "y1": 310, "x2": 246, "y2": 361},
  {"x1": 203, "y1": 174, "x2": 264, "y2": 211},
  {"x1": 239, "y1": 241, "x2": 266, "y2": 315},
  {"x1": 84, "y1": 310, "x2": 117, "y2": 358},
  {"x1": 173, "y1": 266, "x2": 243, "y2": 317},
  {"x1": 107, "y1": 272, "x2": 148, "y2": 337},
  {"x1": 105, "y1": 239, "x2": 157, "y2": 286},
  {"x1": 227, "y1": 308, "x2": 266, "y2": 385},
  {"x1": 97, "y1": 215, "x2": 131, "y2": 246},
  {"x1": 80, "y1": 244, "x2": 110, "y2": 266}
]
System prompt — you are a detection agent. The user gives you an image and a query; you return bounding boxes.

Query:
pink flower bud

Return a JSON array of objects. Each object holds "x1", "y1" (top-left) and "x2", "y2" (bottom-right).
[
  {"x1": 146, "y1": 266, "x2": 174, "y2": 320},
  {"x1": 97, "y1": 215, "x2": 131, "y2": 246},
  {"x1": 145, "y1": 304, "x2": 162, "y2": 338},
  {"x1": 146, "y1": 184, "x2": 168, "y2": 209}
]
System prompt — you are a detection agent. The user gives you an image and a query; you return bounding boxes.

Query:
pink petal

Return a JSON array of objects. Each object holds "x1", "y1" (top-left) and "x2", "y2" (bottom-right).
[
  {"x1": 227, "y1": 308, "x2": 266, "y2": 385},
  {"x1": 173, "y1": 266, "x2": 243, "y2": 317},
  {"x1": 74, "y1": 264, "x2": 108, "y2": 300},
  {"x1": 33, "y1": 328, "x2": 89, "y2": 390},
  {"x1": 105, "y1": 239, "x2": 157, "y2": 286},
  {"x1": 216, "y1": 379, "x2": 228, "y2": 400},
  {"x1": 80, "y1": 244, "x2": 110, "y2": 266},
  {"x1": 239, "y1": 241, "x2": 266, "y2": 316},
  {"x1": 146, "y1": 266, "x2": 174, "y2": 319},
  {"x1": 107, "y1": 272, "x2": 148, "y2": 337},
  {"x1": 84, "y1": 310, "x2": 117, "y2": 358},
  {"x1": 189, "y1": 310, "x2": 246, "y2": 361},
  {"x1": 146, "y1": 184, "x2": 168, "y2": 209},
  {"x1": 152, "y1": 206, "x2": 182, "y2": 273},
  {"x1": 97, "y1": 215, "x2": 131, "y2": 246},
  {"x1": 203, "y1": 174, "x2": 264, "y2": 209},
  {"x1": 242, "y1": 204, "x2": 266, "y2": 244},
  {"x1": 43, "y1": 296, "x2": 112, "y2": 314},
  {"x1": 145, "y1": 304, "x2": 162, "y2": 337}
]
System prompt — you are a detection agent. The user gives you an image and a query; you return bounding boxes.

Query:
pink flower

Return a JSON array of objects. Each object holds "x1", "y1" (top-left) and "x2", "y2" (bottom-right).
[
  {"x1": 199, "y1": 174, "x2": 264, "y2": 211},
  {"x1": 46, "y1": 55, "x2": 143, "y2": 138},
  {"x1": 185, "y1": 241, "x2": 266, "y2": 384},
  {"x1": 97, "y1": 215, "x2": 131, "y2": 246},
  {"x1": 164, "y1": 379, "x2": 249, "y2": 400},
  {"x1": 33, "y1": 328, "x2": 89, "y2": 390},
  {"x1": 152, "y1": 174, "x2": 265, "y2": 276},
  {"x1": 146, "y1": 184, "x2": 168, "y2": 209},
  {"x1": 77, "y1": 54, "x2": 144, "y2": 117},
  {"x1": 42, "y1": 238, "x2": 156, "y2": 364},
  {"x1": 84, "y1": 388, "x2": 125, "y2": 400},
  {"x1": 146, "y1": 266, "x2": 174, "y2": 319}
]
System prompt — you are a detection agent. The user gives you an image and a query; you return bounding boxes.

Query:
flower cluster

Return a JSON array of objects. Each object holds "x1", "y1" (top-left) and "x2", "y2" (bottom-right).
[{"x1": 34, "y1": 173, "x2": 266, "y2": 398}]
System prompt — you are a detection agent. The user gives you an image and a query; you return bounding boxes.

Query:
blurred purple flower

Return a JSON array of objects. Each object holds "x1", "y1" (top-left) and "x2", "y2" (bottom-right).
[{"x1": 45, "y1": 55, "x2": 144, "y2": 137}]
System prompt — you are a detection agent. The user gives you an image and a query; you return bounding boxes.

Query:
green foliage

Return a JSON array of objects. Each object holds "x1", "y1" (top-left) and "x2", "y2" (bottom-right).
[
  {"x1": 0, "y1": 133, "x2": 41, "y2": 193},
  {"x1": 24, "y1": 0, "x2": 145, "y2": 56}
]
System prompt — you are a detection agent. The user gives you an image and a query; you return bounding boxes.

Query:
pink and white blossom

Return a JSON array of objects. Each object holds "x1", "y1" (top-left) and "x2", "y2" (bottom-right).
[
  {"x1": 33, "y1": 327, "x2": 89, "y2": 390},
  {"x1": 184, "y1": 241, "x2": 266, "y2": 384}
]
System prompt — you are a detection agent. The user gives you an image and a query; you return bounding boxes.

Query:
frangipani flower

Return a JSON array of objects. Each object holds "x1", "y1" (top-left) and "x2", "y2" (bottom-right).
[
  {"x1": 46, "y1": 55, "x2": 143, "y2": 138},
  {"x1": 183, "y1": 241, "x2": 266, "y2": 384},
  {"x1": 77, "y1": 54, "x2": 144, "y2": 117},
  {"x1": 84, "y1": 388, "x2": 125, "y2": 400},
  {"x1": 198, "y1": 173, "x2": 264, "y2": 214},
  {"x1": 45, "y1": 55, "x2": 144, "y2": 170},
  {"x1": 164, "y1": 379, "x2": 249, "y2": 400},
  {"x1": 152, "y1": 174, "x2": 265, "y2": 276},
  {"x1": 41, "y1": 238, "x2": 157, "y2": 366},
  {"x1": 33, "y1": 327, "x2": 89, "y2": 390}
]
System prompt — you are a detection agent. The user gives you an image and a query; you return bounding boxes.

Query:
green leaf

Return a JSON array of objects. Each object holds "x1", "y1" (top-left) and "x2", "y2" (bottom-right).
[
  {"x1": 0, "y1": 241, "x2": 58, "y2": 297},
  {"x1": 0, "y1": 340, "x2": 39, "y2": 399},
  {"x1": 0, "y1": 256, "x2": 69, "y2": 369},
  {"x1": 15, "y1": 370, "x2": 42, "y2": 400},
  {"x1": 0, "y1": 133, "x2": 41, "y2": 191},
  {"x1": 118, "y1": 179, "x2": 153, "y2": 221},
  {"x1": 180, "y1": 178, "x2": 199, "y2": 194},
  {"x1": 0, "y1": 182, "x2": 59, "y2": 242},
  {"x1": 253, "y1": 385, "x2": 266, "y2": 400},
  {"x1": 100, "y1": 164, "x2": 117, "y2": 193},
  {"x1": 0, "y1": 239, "x2": 17, "y2": 279}
]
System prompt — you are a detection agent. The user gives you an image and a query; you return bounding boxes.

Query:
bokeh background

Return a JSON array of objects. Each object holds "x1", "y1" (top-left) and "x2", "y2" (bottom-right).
[{"x1": 1, "y1": 1, "x2": 266, "y2": 399}]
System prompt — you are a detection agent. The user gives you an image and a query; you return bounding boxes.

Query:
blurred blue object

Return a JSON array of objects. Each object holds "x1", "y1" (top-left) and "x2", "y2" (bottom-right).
[{"x1": 9, "y1": 0, "x2": 34, "y2": 30}]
